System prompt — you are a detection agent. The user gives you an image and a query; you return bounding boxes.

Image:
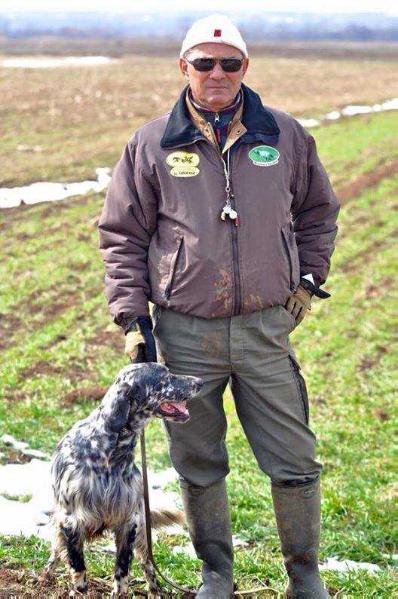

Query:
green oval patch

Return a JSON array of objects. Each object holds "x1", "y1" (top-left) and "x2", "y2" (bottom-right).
[{"x1": 248, "y1": 145, "x2": 280, "y2": 167}]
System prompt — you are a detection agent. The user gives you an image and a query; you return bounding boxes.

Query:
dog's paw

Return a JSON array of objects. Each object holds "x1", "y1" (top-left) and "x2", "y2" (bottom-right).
[
  {"x1": 147, "y1": 586, "x2": 166, "y2": 599},
  {"x1": 38, "y1": 569, "x2": 54, "y2": 584},
  {"x1": 69, "y1": 585, "x2": 88, "y2": 597}
]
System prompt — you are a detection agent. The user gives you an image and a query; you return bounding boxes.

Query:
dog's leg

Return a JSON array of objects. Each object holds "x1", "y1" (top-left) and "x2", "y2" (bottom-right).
[
  {"x1": 41, "y1": 522, "x2": 64, "y2": 582},
  {"x1": 134, "y1": 523, "x2": 162, "y2": 596},
  {"x1": 46, "y1": 533, "x2": 61, "y2": 573},
  {"x1": 112, "y1": 521, "x2": 138, "y2": 598},
  {"x1": 60, "y1": 522, "x2": 88, "y2": 596}
]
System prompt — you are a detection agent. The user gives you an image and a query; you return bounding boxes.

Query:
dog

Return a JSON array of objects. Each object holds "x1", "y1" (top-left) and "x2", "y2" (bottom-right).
[{"x1": 43, "y1": 362, "x2": 202, "y2": 597}]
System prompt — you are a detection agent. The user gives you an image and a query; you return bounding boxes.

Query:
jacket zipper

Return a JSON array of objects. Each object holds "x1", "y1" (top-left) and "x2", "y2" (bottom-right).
[
  {"x1": 281, "y1": 229, "x2": 294, "y2": 291},
  {"x1": 228, "y1": 187, "x2": 241, "y2": 315},
  {"x1": 222, "y1": 150, "x2": 241, "y2": 315}
]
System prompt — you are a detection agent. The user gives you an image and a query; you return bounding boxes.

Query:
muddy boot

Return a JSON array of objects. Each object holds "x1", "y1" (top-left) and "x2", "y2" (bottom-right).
[
  {"x1": 271, "y1": 478, "x2": 329, "y2": 598},
  {"x1": 179, "y1": 477, "x2": 234, "y2": 599}
]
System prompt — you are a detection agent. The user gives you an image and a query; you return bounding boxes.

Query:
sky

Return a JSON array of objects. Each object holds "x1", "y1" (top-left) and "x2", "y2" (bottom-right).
[{"x1": 1, "y1": 0, "x2": 397, "y2": 15}]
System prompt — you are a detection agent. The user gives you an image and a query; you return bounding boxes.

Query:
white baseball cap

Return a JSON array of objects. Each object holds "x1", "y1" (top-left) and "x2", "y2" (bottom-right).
[{"x1": 180, "y1": 14, "x2": 248, "y2": 59}]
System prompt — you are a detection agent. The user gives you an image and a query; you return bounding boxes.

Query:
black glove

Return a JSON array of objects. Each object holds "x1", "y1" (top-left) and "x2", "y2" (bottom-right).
[{"x1": 124, "y1": 316, "x2": 157, "y2": 363}]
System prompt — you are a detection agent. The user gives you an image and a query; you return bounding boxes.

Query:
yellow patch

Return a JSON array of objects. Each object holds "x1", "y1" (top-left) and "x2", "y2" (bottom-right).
[{"x1": 166, "y1": 151, "x2": 200, "y2": 177}]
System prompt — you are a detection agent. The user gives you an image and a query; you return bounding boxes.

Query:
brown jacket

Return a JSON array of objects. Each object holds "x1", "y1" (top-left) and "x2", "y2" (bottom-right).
[{"x1": 99, "y1": 84, "x2": 339, "y2": 330}]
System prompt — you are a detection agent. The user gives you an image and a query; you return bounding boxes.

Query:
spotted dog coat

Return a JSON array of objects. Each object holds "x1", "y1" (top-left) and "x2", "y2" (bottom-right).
[{"x1": 44, "y1": 363, "x2": 202, "y2": 598}]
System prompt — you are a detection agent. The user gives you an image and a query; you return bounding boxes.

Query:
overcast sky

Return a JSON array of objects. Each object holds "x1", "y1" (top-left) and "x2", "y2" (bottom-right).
[{"x1": 1, "y1": 0, "x2": 397, "y2": 14}]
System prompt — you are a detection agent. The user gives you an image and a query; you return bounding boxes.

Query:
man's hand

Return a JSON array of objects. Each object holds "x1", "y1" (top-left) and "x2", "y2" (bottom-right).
[
  {"x1": 285, "y1": 284, "x2": 312, "y2": 326},
  {"x1": 124, "y1": 316, "x2": 157, "y2": 363},
  {"x1": 125, "y1": 330, "x2": 146, "y2": 362}
]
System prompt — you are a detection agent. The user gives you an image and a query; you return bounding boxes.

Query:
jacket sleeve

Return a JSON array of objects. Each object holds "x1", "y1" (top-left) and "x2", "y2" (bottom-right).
[
  {"x1": 98, "y1": 138, "x2": 158, "y2": 330},
  {"x1": 291, "y1": 133, "x2": 340, "y2": 289}
]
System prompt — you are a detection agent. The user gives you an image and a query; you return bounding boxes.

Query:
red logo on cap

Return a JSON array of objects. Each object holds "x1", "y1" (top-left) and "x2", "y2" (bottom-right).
[{"x1": 214, "y1": 29, "x2": 222, "y2": 37}]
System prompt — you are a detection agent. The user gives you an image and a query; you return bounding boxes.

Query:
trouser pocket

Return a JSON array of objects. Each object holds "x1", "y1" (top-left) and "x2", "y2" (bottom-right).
[
  {"x1": 151, "y1": 303, "x2": 162, "y2": 328},
  {"x1": 288, "y1": 355, "x2": 309, "y2": 425},
  {"x1": 280, "y1": 304, "x2": 297, "y2": 332}
]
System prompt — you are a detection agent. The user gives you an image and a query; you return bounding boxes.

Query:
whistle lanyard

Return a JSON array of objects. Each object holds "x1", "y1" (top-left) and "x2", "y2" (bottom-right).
[{"x1": 220, "y1": 149, "x2": 239, "y2": 226}]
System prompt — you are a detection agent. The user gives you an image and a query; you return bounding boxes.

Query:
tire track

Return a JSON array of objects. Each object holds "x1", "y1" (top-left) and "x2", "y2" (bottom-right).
[{"x1": 336, "y1": 159, "x2": 398, "y2": 204}]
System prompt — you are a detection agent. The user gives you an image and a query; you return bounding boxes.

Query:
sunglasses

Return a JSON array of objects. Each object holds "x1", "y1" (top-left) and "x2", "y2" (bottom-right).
[{"x1": 186, "y1": 57, "x2": 244, "y2": 73}]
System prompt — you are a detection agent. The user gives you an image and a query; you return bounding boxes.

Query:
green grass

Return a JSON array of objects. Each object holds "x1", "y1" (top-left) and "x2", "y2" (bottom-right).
[
  {"x1": 1, "y1": 111, "x2": 397, "y2": 597},
  {"x1": 315, "y1": 111, "x2": 398, "y2": 187}
]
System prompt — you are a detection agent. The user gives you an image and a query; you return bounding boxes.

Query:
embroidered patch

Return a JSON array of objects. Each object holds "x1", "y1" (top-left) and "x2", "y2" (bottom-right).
[
  {"x1": 248, "y1": 145, "x2": 280, "y2": 167},
  {"x1": 166, "y1": 151, "x2": 200, "y2": 177}
]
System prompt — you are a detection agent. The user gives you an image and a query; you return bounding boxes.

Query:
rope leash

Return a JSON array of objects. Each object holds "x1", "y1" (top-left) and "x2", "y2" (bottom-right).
[
  {"x1": 140, "y1": 430, "x2": 279, "y2": 597},
  {"x1": 141, "y1": 431, "x2": 196, "y2": 597}
]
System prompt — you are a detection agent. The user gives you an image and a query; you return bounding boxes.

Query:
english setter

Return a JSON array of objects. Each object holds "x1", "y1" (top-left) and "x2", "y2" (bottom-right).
[{"x1": 44, "y1": 362, "x2": 202, "y2": 597}]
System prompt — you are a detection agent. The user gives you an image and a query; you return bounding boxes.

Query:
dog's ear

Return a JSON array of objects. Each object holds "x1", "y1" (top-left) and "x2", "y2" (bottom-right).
[{"x1": 101, "y1": 383, "x2": 132, "y2": 433}]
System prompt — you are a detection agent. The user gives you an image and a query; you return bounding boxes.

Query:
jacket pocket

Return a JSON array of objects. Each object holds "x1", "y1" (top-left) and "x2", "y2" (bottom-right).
[
  {"x1": 164, "y1": 236, "x2": 184, "y2": 300},
  {"x1": 281, "y1": 224, "x2": 300, "y2": 292},
  {"x1": 288, "y1": 355, "x2": 309, "y2": 425}
]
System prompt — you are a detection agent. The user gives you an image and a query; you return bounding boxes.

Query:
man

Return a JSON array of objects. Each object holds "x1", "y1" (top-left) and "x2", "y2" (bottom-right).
[{"x1": 99, "y1": 14, "x2": 339, "y2": 598}]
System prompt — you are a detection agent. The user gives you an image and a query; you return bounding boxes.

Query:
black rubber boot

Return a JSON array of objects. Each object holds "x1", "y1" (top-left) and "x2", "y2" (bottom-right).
[
  {"x1": 179, "y1": 477, "x2": 234, "y2": 599},
  {"x1": 271, "y1": 478, "x2": 329, "y2": 598}
]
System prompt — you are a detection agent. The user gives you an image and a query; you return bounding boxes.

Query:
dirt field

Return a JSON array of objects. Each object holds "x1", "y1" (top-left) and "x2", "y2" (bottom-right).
[
  {"x1": 1, "y1": 48, "x2": 397, "y2": 186},
  {"x1": 0, "y1": 45, "x2": 397, "y2": 597}
]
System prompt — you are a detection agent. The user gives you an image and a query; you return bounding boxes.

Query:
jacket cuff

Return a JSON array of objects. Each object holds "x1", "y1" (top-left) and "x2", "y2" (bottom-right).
[
  {"x1": 123, "y1": 318, "x2": 138, "y2": 334},
  {"x1": 299, "y1": 277, "x2": 331, "y2": 299},
  {"x1": 123, "y1": 315, "x2": 153, "y2": 335}
]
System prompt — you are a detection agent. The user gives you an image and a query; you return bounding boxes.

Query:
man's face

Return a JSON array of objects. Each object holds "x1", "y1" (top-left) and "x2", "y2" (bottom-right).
[{"x1": 179, "y1": 42, "x2": 249, "y2": 112}]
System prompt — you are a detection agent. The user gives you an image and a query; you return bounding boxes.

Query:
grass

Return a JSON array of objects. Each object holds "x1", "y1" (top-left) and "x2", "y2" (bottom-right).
[{"x1": 0, "y1": 58, "x2": 397, "y2": 596}]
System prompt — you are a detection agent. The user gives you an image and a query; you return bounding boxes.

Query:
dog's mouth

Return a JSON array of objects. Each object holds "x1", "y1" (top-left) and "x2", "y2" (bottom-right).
[{"x1": 156, "y1": 400, "x2": 190, "y2": 422}]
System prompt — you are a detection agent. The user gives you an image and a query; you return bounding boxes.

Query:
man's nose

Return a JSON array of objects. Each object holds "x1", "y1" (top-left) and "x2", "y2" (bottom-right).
[{"x1": 209, "y1": 62, "x2": 225, "y2": 79}]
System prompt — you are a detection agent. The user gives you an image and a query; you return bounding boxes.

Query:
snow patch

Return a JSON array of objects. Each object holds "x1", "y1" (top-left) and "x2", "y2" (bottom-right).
[
  {"x1": 299, "y1": 97, "x2": 398, "y2": 128},
  {"x1": 0, "y1": 167, "x2": 111, "y2": 209},
  {"x1": 0, "y1": 459, "x2": 53, "y2": 541},
  {"x1": 297, "y1": 118, "x2": 321, "y2": 128},
  {"x1": 320, "y1": 557, "x2": 381, "y2": 574},
  {"x1": 2, "y1": 56, "x2": 115, "y2": 69},
  {"x1": 1, "y1": 434, "x2": 49, "y2": 460}
]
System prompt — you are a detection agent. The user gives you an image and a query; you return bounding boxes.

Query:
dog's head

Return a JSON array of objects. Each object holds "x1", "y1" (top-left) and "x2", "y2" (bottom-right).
[{"x1": 101, "y1": 363, "x2": 203, "y2": 433}]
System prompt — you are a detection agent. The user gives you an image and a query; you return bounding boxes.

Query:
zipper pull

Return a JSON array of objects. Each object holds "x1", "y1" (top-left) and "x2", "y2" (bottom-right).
[{"x1": 214, "y1": 112, "x2": 220, "y2": 124}]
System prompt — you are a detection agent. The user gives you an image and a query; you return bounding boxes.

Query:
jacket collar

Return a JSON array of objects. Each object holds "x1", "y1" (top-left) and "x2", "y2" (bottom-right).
[{"x1": 160, "y1": 83, "x2": 280, "y2": 150}]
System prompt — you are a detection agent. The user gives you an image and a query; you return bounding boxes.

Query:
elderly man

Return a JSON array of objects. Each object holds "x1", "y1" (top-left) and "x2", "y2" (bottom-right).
[{"x1": 99, "y1": 14, "x2": 338, "y2": 598}]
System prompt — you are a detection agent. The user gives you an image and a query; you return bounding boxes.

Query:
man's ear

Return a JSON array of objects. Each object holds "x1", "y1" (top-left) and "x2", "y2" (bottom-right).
[
  {"x1": 242, "y1": 57, "x2": 249, "y2": 78},
  {"x1": 179, "y1": 57, "x2": 189, "y2": 79},
  {"x1": 102, "y1": 383, "x2": 132, "y2": 433}
]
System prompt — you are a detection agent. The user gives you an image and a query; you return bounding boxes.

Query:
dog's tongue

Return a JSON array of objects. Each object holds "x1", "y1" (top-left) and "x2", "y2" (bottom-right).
[{"x1": 160, "y1": 401, "x2": 189, "y2": 417}]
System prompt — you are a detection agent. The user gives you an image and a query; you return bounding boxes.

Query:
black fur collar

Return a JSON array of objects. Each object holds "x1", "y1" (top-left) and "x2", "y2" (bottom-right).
[{"x1": 160, "y1": 83, "x2": 280, "y2": 149}]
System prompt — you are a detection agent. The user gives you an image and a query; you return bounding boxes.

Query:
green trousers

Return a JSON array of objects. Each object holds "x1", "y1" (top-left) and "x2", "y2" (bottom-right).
[{"x1": 152, "y1": 304, "x2": 322, "y2": 487}]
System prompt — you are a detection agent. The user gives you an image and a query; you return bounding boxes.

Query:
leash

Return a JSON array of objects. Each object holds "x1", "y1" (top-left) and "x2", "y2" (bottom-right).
[
  {"x1": 140, "y1": 430, "x2": 279, "y2": 597},
  {"x1": 140, "y1": 430, "x2": 196, "y2": 596}
]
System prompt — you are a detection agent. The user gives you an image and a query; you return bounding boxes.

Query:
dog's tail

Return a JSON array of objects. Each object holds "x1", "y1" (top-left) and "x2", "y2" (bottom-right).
[{"x1": 149, "y1": 508, "x2": 185, "y2": 529}]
